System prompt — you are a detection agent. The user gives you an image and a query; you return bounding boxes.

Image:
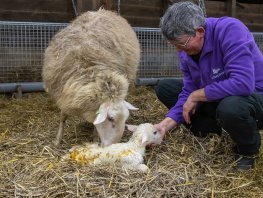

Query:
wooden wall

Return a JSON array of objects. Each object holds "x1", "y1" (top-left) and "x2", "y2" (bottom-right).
[
  {"x1": 0, "y1": 0, "x2": 75, "y2": 22},
  {"x1": 110, "y1": 0, "x2": 166, "y2": 28},
  {"x1": 205, "y1": 0, "x2": 263, "y2": 31},
  {"x1": 0, "y1": 0, "x2": 262, "y2": 31}
]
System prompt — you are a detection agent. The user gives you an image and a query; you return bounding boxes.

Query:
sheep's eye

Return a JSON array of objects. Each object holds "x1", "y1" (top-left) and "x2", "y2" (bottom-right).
[
  {"x1": 108, "y1": 117, "x2": 114, "y2": 122},
  {"x1": 153, "y1": 131, "x2": 157, "y2": 135}
]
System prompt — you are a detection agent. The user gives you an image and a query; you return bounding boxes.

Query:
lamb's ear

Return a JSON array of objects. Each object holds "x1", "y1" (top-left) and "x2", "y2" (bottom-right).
[
  {"x1": 124, "y1": 101, "x2": 139, "y2": 110},
  {"x1": 93, "y1": 104, "x2": 108, "y2": 125},
  {"x1": 126, "y1": 124, "x2": 138, "y2": 132}
]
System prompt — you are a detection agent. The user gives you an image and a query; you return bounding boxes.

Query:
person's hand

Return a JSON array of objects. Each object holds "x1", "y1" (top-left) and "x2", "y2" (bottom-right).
[
  {"x1": 183, "y1": 93, "x2": 198, "y2": 124},
  {"x1": 154, "y1": 123, "x2": 166, "y2": 140},
  {"x1": 183, "y1": 88, "x2": 207, "y2": 124},
  {"x1": 147, "y1": 118, "x2": 177, "y2": 148},
  {"x1": 146, "y1": 123, "x2": 165, "y2": 148}
]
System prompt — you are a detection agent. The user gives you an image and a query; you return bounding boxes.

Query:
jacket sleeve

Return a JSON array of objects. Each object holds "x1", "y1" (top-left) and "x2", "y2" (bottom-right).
[
  {"x1": 205, "y1": 20, "x2": 255, "y2": 101},
  {"x1": 166, "y1": 60, "x2": 198, "y2": 125}
]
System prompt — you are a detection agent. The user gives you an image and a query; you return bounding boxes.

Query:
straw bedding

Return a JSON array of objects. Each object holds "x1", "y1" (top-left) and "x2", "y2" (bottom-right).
[{"x1": 0, "y1": 86, "x2": 263, "y2": 197}]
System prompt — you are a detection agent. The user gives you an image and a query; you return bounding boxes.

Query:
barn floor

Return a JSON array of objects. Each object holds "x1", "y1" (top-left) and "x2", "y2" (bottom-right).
[{"x1": 0, "y1": 86, "x2": 263, "y2": 197}]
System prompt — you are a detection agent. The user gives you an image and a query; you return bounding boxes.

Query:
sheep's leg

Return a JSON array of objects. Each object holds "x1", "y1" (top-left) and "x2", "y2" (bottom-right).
[{"x1": 54, "y1": 112, "x2": 68, "y2": 146}]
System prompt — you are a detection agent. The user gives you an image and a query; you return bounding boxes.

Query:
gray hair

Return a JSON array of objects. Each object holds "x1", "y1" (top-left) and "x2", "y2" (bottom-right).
[{"x1": 160, "y1": 1, "x2": 205, "y2": 40}]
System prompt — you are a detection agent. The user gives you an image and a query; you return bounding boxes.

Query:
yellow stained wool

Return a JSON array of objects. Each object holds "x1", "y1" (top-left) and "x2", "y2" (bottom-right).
[
  {"x1": 70, "y1": 150, "x2": 78, "y2": 160},
  {"x1": 70, "y1": 150, "x2": 101, "y2": 163},
  {"x1": 106, "y1": 153, "x2": 111, "y2": 158},
  {"x1": 119, "y1": 149, "x2": 133, "y2": 158},
  {"x1": 86, "y1": 153, "x2": 100, "y2": 162}
]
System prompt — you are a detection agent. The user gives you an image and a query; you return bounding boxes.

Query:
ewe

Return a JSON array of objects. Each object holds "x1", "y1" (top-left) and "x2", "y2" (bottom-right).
[
  {"x1": 63, "y1": 123, "x2": 162, "y2": 172},
  {"x1": 42, "y1": 9, "x2": 140, "y2": 146}
]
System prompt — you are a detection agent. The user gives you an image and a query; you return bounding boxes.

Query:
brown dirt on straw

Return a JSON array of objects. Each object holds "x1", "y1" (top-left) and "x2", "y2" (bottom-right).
[{"x1": 0, "y1": 86, "x2": 263, "y2": 197}]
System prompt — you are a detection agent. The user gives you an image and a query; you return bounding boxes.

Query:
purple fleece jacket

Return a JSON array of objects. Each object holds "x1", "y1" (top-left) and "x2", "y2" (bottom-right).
[{"x1": 167, "y1": 17, "x2": 263, "y2": 125}]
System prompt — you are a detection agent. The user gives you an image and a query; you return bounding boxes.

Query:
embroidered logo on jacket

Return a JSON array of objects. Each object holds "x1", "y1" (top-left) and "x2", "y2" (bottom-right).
[
  {"x1": 212, "y1": 68, "x2": 220, "y2": 75},
  {"x1": 211, "y1": 68, "x2": 225, "y2": 80}
]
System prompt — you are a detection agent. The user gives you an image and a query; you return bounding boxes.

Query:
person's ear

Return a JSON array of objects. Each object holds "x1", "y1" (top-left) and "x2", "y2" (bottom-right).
[{"x1": 196, "y1": 27, "x2": 205, "y2": 37}]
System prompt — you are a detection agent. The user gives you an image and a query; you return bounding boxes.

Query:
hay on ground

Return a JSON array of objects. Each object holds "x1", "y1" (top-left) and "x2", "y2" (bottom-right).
[{"x1": 0, "y1": 86, "x2": 263, "y2": 197}]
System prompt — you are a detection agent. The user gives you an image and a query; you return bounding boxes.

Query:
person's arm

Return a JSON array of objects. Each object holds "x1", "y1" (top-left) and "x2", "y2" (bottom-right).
[
  {"x1": 154, "y1": 89, "x2": 207, "y2": 139},
  {"x1": 205, "y1": 20, "x2": 255, "y2": 101},
  {"x1": 182, "y1": 88, "x2": 208, "y2": 123},
  {"x1": 166, "y1": 55, "x2": 199, "y2": 125},
  {"x1": 190, "y1": 88, "x2": 207, "y2": 102}
]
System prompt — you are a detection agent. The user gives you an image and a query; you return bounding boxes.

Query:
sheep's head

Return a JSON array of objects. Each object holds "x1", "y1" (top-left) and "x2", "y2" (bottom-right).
[
  {"x1": 93, "y1": 100, "x2": 138, "y2": 147},
  {"x1": 126, "y1": 123, "x2": 163, "y2": 147}
]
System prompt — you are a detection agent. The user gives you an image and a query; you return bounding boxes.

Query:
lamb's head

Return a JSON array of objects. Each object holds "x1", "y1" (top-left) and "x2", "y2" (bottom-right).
[
  {"x1": 127, "y1": 123, "x2": 162, "y2": 146},
  {"x1": 93, "y1": 100, "x2": 138, "y2": 147}
]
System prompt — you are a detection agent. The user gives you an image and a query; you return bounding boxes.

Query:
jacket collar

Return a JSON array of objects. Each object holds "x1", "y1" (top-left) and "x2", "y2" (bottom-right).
[{"x1": 201, "y1": 19, "x2": 214, "y2": 56}]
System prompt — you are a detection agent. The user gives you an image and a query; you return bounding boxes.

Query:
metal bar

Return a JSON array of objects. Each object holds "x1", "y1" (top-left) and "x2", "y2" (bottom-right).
[
  {"x1": 136, "y1": 77, "x2": 182, "y2": 86},
  {"x1": 0, "y1": 82, "x2": 44, "y2": 93},
  {"x1": 0, "y1": 21, "x2": 262, "y2": 90}
]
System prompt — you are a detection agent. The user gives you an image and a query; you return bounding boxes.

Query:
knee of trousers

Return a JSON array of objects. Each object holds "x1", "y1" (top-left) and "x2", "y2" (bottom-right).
[
  {"x1": 216, "y1": 96, "x2": 251, "y2": 125},
  {"x1": 155, "y1": 79, "x2": 182, "y2": 98},
  {"x1": 154, "y1": 80, "x2": 167, "y2": 100},
  {"x1": 216, "y1": 96, "x2": 260, "y2": 151}
]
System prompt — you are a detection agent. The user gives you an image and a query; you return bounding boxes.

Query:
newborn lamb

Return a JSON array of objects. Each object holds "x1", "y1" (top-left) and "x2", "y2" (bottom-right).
[{"x1": 62, "y1": 123, "x2": 162, "y2": 172}]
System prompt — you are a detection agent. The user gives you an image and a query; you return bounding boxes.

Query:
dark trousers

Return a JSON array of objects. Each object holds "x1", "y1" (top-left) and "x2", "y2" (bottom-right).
[{"x1": 155, "y1": 79, "x2": 263, "y2": 155}]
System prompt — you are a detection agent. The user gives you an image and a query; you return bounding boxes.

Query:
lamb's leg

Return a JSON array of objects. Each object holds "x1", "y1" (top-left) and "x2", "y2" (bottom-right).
[
  {"x1": 122, "y1": 163, "x2": 149, "y2": 173},
  {"x1": 137, "y1": 164, "x2": 149, "y2": 172},
  {"x1": 54, "y1": 112, "x2": 67, "y2": 146}
]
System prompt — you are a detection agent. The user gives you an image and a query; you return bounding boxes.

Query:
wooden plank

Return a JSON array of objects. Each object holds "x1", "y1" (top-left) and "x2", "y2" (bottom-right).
[
  {"x1": 206, "y1": 0, "x2": 263, "y2": 15},
  {"x1": 237, "y1": 0, "x2": 263, "y2": 4},
  {"x1": 205, "y1": 1, "x2": 227, "y2": 12},
  {"x1": 120, "y1": 3, "x2": 163, "y2": 10},
  {"x1": 0, "y1": 11, "x2": 74, "y2": 22},
  {"x1": 122, "y1": 15, "x2": 160, "y2": 27},
  {"x1": 87, "y1": 0, "x2": 101, "y2": 11},
  {"x1": 76, "y1": 0, "x2": 100, "y2": 13},
  {"x1": 102, "y1": 0, "x2": 114, "y2": 10},
  {"x1": 111, "y1": 1, "x2": 163, "y2": 14},
  {"x1": 206, "y1": 11, "x2": 226, "y2": 17},
  {"x1": 117, "y1": 0, "x2": 162, "y2": 7},
  {"x1": 236, "y1": 2, "x2": 263, "y2": 12},
  {"x1": 117, "y1": 4, "x2": 163, "y2": 17},
  {"x1": 237, "y1": 13, "x2": 263, "y2": 25},
  {"x1": 226, "y1": 0, "x2": 236, "y2": 17},
  {"x1": 0, "y1": 0, "x2": 73, "y2": 13},
  {"x1": 245, "y1": 23, "x2": 263, "y2": 32}
]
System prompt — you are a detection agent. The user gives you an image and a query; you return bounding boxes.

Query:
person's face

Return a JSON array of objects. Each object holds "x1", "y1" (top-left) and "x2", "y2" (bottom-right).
[{"x1": 168, "y1": 27, "x2": 205, "y2": 55}]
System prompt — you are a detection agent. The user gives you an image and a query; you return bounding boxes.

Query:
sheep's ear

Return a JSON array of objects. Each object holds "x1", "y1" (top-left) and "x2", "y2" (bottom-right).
[
  {"x1": 93, "y1": 104, "x2": 108, "y2": 125},
  {"x1": 124, "y1": 101, "x2": 139, "y2": 110},
  {"x1": 126, "y1": 124, "x2": 138, "y2": 132}
]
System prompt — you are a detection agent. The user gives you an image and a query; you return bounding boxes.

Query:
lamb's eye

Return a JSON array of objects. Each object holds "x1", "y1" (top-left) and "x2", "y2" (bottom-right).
[
  {"x1": 153, "y1": 131, "x2": 157, "y2": 135},
  {"x1": 108, "y1": 117, "x2": 114, "y2": 122}
]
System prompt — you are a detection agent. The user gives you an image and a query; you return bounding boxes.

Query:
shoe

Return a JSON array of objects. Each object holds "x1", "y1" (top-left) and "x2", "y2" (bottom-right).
[{"x1": 235, "y1": 154, "x2": 258, "y2": 171}]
